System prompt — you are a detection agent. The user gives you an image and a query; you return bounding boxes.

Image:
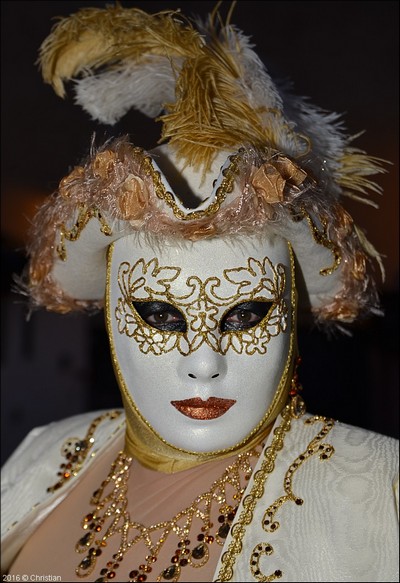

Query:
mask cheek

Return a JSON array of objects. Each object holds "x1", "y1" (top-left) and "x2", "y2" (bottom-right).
[
  {"x1": 118, "y1": 342, "x2": 178, "y2": 417},
  {"x1": 229, "y1": 339, "x2": 287, "y2": 412}
]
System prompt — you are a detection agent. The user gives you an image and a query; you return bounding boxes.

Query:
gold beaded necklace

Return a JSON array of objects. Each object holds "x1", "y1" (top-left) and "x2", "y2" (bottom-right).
[
  {"x1": 70, "y1": 363, "x2": 305, "y2": 582},
  {"x1": 74, "y1": 445, "x2": 263, "y2": 582}
]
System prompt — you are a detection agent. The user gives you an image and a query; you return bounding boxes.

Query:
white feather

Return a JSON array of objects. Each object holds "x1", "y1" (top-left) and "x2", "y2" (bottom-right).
[
  {"x1": 74, "y1": 56, "x2": 182, "y2": 125},
  {"x1": 225, "y1": 27, "x2": 283, "y2": 111},
  {"x1": 226, "y1": 27, "x2": 349, "y2": 189}
]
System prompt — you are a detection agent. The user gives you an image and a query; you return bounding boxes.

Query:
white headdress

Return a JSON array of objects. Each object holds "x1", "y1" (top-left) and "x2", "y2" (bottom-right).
[{"x1": 21, "y1": 4, "x2": 385, "y2": 331}]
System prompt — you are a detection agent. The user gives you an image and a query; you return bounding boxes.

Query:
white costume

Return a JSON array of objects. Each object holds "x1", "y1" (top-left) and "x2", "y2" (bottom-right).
[
  {"x1": 1, "y1": 4, "x2": 398, "y2": 582},
  {"x1": 2, "y1": 409, "x2": 398, "y2": 580}
]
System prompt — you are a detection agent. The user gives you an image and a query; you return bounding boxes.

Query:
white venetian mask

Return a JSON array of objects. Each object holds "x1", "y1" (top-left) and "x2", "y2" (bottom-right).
[{"x1": 106, "y1": 232, "x2": 295, "y2": 454}]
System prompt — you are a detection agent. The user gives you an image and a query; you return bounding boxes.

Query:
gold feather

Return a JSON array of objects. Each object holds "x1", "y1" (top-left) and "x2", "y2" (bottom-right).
[
  {"x1": 38, "y1": 5, "x2": 203, "y2": 98},
  {"x1": 38, "y1": 4, "x2": 388, "y2": 202},
  {"x1": 159, "y1": 22, "x2": 282, "y2": 172},
  {"x1": 354, "y1": 224, "x2": 386, "y2": 282},
  {"x1": 337, "y1": 146, "x2": 388, "y2": 202}
]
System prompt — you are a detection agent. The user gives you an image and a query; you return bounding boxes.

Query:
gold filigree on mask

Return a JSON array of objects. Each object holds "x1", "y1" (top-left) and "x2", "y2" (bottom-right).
[{"x1": 115, "y1": 256, "x2": 288, "y2": 355}]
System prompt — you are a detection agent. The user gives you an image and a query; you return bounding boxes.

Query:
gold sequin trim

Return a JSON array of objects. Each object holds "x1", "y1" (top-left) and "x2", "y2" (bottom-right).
[
  {"x1": 57, "y1": 204, "x2": 113, "y2": 261},
  {"x1": 292, "y1": 206, "x2": 341, "y2": 276},
  {"x1": 46, "y1": 410, "x2": 122, "y2": 493},
  {"x1": 141, "y1": 152, "x2": 241, "y2": 221}
]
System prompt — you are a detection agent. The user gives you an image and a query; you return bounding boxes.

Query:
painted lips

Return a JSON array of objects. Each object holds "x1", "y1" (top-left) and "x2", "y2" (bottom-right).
[{"x1": 170, "y1": 397, "x2": 236, "y2": 420}]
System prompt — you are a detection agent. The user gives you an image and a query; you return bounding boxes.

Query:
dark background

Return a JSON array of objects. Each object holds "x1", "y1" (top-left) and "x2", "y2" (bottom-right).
[{"x1": 1, "y1": 1, "x2": 398, "y2": 464}]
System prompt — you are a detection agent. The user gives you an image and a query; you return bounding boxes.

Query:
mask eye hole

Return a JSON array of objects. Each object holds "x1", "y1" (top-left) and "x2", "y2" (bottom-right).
[
  {"x1": 221, "y1": 301, "x2": 273, "y2": 332},
  {"x1": 132, "y1": 301, "x2": 187, "y2": 332}
]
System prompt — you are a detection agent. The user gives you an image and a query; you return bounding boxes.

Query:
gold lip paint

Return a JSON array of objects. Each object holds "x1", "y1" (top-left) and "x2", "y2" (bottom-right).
[{"x1": 170, "y1": 397, "x2": 237, "y2": 420}]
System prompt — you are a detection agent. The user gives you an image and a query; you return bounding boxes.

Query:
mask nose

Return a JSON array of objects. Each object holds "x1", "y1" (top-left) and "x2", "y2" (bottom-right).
[{"x1": 178, "y1": 344, "x2": 227, "y2": 382}]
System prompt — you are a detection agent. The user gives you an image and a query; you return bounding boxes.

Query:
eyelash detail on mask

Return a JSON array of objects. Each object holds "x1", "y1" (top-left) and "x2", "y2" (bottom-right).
[
  {"x1": 220, "y1": 301, "x2": 274, "y2": 332},
  {"x1": 132, "y1": 300, "x2": 273, "y2": 334},
  {"x1": 132, "y1": 301, "x2": 187, "y2": 332},
  {"x1": 115, "y1": 257, "x2": 288, "y2": 355}
]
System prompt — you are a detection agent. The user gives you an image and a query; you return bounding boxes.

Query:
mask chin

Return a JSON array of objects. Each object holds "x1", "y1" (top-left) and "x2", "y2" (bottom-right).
[{"x1": 106, "y1": 231, "x2": 297, "y2": 472}]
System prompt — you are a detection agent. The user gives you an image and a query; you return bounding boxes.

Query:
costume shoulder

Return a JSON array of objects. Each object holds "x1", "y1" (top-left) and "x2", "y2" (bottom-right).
[
  {"x1": 215, "y1": 412, "x2": 399, "y2": 582},
  {"x1": 1, "y1": 408, "x2": 125, "y2": 573}
]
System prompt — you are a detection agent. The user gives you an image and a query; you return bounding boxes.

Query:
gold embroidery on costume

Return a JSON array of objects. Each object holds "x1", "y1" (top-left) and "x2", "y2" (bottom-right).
[
  {"x1": 46, "y1": 411, "x2": 122, "y2": 493},
  {"x1": 249, "y1": 416, "x2": 335, "y2": 582},
  {"x1": 115, "y1": 257, "x2": 288, "y2": 355},
  {"x1": 215, "y1": 402, "x2": 295, "y2": 582},
  {"x1": 216, "y1": 413, "x2": 335, "y2": 582},
  {"x1": 57, "y1": 204, "x2": 113, "y2": 261},
  {"x1": 249, "y1": 543, "x2": 282, "y2": 582}
]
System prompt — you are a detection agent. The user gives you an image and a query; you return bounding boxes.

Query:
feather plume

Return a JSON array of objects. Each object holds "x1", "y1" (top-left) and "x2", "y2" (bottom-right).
[
  {"x1": 38, "y1": 4, "x2": 388, "y2": 204},
  {"x1": 160, "y1": 14, "x2": 304, "y2": 172},
  {"x1": 337, "y1": 147, "x2": 386, "y2": 198},
  {"x1": 354, "y1": 224, "x2": 385, "y2": 282},
  {"x1": 38, "y1": 5, "x2": 203, "y2": 98},
  {"x1": 74, "y1": 57, "x2": 181, "y2": 123},
  {"x1": 31, "y1": 4, "x2": 389, "y2": 327}
]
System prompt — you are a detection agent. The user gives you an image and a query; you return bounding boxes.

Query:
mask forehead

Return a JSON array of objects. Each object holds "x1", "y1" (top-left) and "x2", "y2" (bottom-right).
[{"x1": 116, "y1": 233, "x2": 290, "y2": 283}]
